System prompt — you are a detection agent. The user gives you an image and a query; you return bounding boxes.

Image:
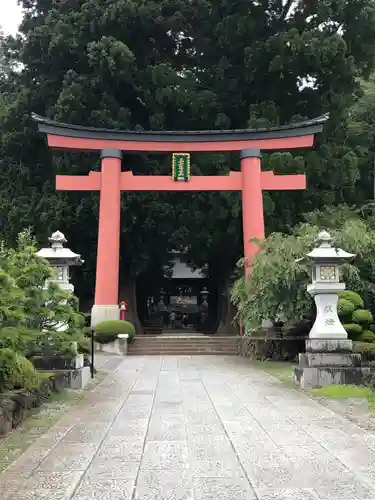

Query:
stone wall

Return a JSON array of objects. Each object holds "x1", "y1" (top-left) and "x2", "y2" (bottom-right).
[
  {"x1": 238, "y1": 335, "x2": 307, "y2": 361},
  {"x1": 0, "y1": 373, "x2": 66, "y2": 436},
  {"x1": 95, "y1": 338, "x2": 128, "y2": 355}
]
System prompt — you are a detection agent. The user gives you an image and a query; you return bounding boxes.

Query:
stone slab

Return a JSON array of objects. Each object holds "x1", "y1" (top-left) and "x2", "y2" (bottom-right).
[
  {"x1": 254, "y1": 488, "x2": 319, "y2": 500},
  {"x1": 193, "y1": 477, "x2": 257, "y2": 500},
  {"x1": 73, "y1": 477, "x2": 135, "y2": 500},
  {"x1": 299, "y1": 352, "x2": 362, "y2": 367},
  {"x1": 293, "y1": 365, "x2": 371, "y2": 388},
  {"x1": 306, "y1": 338, "x2": 353, "y2": 353},
  {"x1": 135, "y1": 470, "x2": 194, "y2": 500}
]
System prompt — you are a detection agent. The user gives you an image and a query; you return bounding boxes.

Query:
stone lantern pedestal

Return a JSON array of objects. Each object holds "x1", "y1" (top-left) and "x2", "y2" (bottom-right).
[{"x1": 293, "y1": 231, "x2": 370, "y2": 388}]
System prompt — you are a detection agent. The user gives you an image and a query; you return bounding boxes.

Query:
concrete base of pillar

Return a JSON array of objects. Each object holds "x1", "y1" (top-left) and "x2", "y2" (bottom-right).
[
  {"x1": 91, "y1": 305, "x2": 120, "y2": 326},
  {"x1": 293, "y1": 338, "x2": 368, "y2": 389}
]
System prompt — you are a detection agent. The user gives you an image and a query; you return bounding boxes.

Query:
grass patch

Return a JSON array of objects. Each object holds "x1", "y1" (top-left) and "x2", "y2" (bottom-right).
[
  {"x1": 249, "y1": 360, "x2": 294, "y2": 385},
  {"x1": 312, "y1": 384, "x2": 375, "y2": 412},
  {"x1": 0, "y1": 370, "x2": 106, "y2": 471},
  {"x1": 312, "y1": 384, "x2": 373, "y2": 399}
]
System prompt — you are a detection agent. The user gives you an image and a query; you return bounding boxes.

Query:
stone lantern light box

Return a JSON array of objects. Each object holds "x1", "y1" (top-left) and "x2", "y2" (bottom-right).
[{"x1": 35, "y1": 231, "x2": 83, "y2": 294}]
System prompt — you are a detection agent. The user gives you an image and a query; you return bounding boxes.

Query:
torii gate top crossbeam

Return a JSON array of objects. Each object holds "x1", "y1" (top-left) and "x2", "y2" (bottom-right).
[{"x1": 32, "y1": 113, "x2": 328, "y2": 153}]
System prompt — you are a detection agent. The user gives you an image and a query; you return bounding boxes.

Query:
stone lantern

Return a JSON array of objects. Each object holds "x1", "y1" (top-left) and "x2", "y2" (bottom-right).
[
  {"x1": 293, "y1": 230, "x2": 369, "y2": 388},
  {"x1": 301, "y1": 230, "x2": 355, "y2": 340},
  {"x1": 36, "y1": 230, "x2": 83, "y2": 294}
]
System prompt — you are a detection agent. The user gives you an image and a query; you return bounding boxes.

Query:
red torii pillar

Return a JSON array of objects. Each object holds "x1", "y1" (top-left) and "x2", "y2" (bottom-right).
[
  {"x1": 94, "y1": 149, "x2": 122, "y2": 321},
  {"x1": 241, "y1": 149, "x2": 264, "y2": 276}
]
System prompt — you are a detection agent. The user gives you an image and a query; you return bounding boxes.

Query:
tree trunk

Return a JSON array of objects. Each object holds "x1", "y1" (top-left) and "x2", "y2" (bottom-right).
[
  {"x1": 216, "y1": 279, "x2": 238, "y2": 335},
  {"x1": 119, "y1": 279, "x2": 143, "y2": 334}
]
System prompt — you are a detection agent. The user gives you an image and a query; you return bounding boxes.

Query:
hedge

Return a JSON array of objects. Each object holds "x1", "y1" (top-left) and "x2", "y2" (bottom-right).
[
  {"x1": 339, "y1": 291, "x2": 364, "y2": 309},
  {"x1": 95, "y1": 320, "x2": 136, "y2": 344},
  {"x1": 352, "y1": 309, "x2": 373, "y2": 325},
  {"x1": 353, "y1": 341, "x2": 375, "y2": 361},
  {"x1": 338, "y1": 298, "x2": 355, "y2": 317},
  {"x1": 0, "y1": 348, "x2": 40, "y2": 393},
  {"x1": 357, "y1": 330, "x2": 375, "y2": 342}
]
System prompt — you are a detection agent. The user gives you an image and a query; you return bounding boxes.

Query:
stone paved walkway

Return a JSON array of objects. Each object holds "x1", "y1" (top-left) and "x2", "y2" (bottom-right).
[{"x1": 1, "y1": 355, "x2": 375, "y2": 500}]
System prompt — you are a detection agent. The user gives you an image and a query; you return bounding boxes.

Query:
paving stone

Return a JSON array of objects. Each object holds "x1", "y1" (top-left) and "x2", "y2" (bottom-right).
[
  {"x1": 314, "y1": 475, "x2": 375, "y2": 500},
  {"x1": 14, "y1": 470, "x2": 84, "y2": 500},
  {"x1": 147, "y1": 414, "x2": 186, "y2": 441},
  {"x1": 190, "y1": 457, "x2": 245, "y2": 478},
  {"x1": 97, "y1": 438, "x2": 144, "y2": 461},
  {"x1": 37, "y1": 443, "x2": 98, "y2": 472},
  {"x1": 134, "y1": 470, "x2": 193, "y2": 500},
  {"x1": 72, "y1": 477, "x2": 135, "y2": 500},
  {"x1": 153, "y1": 400, "x2": 184, "y2": 414},
  {"x1": 254, "y1": 488, "x2": 319, "y2": 500},
  {"x1": 193, "y1": 477, "x2": 257, "y2": 500},
  {"x1": 63, "y1": 423, "x2": 107, "y2": 444},
  {"x1": 184, "y1": 409, "x2": 221, "y2": 425},
  {"x1": 141, "y1": 442, "x2": 190, "y2": 470},
  {"x1": 242, "y1": 461, "x2": 302, "y2": 489},
  {"x1": 85, "y1": 457, "x2": 139, "y2": 479}
]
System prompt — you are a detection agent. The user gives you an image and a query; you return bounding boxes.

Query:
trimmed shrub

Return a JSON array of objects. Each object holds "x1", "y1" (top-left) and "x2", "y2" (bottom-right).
[
  {"x1": 339, "y1": 291, "x2": 364, "y2": 309},
  {"x1": 0, "y1": 349, "x2": 20, "y2": 392},
  {"x1": 338, "y1": 298, "x2": 355, "y2": 317},
  {"x1": 95, "y1": 320, "x2": 136, "y2": 344},
  {"x1": 0, "y1": 348, "x2": 40, "y2": 393},
  {"x1": 344, "y1": 323, "x2": 363, "y2": 338},
  {"x1": 353, "y1": 341, "x2": 375, "y2": 361},
  {"x1": 357, "y1": 329, "x2": 375, "y2": 342},
  {"x1": 352, "y1": 309, "x2": 373, "y2": 324}
]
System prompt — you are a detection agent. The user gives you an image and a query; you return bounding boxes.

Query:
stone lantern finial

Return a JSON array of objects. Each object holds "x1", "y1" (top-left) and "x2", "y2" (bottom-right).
[
  {"x1": 49, "y1": 230, "x2": 67, "y2": 249},
  {"x1": 316, "y1": 230, "x2": 332, "y2": 246}
]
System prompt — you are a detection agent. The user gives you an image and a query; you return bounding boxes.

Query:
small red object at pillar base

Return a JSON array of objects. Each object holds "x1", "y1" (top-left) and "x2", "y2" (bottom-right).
[{"x1": 119, "y1": 301, "x2": 128, "y2": 321}]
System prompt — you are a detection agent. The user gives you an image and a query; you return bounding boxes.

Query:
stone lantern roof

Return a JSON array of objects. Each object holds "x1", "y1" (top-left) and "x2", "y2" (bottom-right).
[
  {"x1": 298, "y1": 231, "x2": 355, "y2": 265},
  {"x1": 36, "y1": 230, "x2": 84, "y2": 265}
]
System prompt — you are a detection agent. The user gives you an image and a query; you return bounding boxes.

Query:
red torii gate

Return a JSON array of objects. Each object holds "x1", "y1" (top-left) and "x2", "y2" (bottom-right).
[{"x1": 33, "y1": 113, "x2": 328, "y2": 325}]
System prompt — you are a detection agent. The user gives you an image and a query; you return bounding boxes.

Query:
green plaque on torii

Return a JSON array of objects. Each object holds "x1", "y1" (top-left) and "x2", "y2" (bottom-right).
[{"x1": 172, "y1": 153, "x2": 190, "y2": 181}]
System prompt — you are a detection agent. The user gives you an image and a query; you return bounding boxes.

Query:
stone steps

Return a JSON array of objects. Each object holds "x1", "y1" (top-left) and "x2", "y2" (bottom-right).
[{"x1": 128, "y1": 335, "x2": 240, "y2": 355}]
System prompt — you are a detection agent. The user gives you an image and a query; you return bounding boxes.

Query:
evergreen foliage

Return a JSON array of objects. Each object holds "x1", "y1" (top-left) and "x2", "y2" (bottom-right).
[
  {"x1": 0, "y1": 230, "x2": 83, "y2": 331},
  {"x1": 231, "y1": 206, "x2": 375, "y2": 335}
]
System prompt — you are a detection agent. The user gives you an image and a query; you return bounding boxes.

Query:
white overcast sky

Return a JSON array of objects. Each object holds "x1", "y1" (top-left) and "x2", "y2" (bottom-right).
[{"x1": 1, "y1": 0, "x2": 23, "y2": 35}]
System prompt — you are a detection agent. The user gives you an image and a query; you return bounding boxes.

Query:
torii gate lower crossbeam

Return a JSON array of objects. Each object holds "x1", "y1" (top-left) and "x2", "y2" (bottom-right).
[
  {"x1": 56, "y1": 148, "x2": 305, "y2": 324},
  {"x1": 33, "y1": 113, "x2": 327, "y2": 324}
]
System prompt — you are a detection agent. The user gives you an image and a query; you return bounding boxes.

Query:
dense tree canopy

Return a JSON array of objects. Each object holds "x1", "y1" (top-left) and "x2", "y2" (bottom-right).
[{"x1": 1, "y1": 0, "x2": 375, "y2": 320}]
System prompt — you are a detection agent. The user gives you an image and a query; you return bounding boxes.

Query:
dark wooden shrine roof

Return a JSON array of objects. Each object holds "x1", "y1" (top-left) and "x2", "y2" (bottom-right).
[{"x1": 32, "y1": 113, "x2": 328, "y2": 143}]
